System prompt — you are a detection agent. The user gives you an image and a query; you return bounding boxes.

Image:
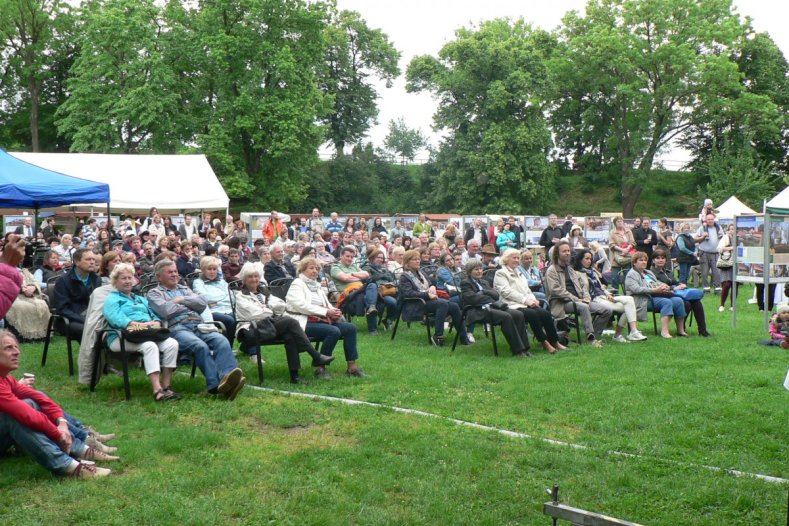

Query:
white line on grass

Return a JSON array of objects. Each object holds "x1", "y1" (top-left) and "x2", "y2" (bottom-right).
[{"x1": 248, "y1": 384, "x2": 789, "y2": 486}]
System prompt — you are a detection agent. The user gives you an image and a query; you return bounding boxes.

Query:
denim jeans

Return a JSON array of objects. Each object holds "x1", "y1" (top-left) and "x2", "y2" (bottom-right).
[
  {"x1": 211, "y1": 312, "x2": 236, "y2": 348},
  {"x1": 171, "y1": 324, "x2": 238, "y2": 391},
  {"x1": 678, "y1": 262, "x2": 692, "y2": 285},
  {"x1": 648, "y1": 296, "x2": 686, "y2": 318},
  {"x1": 364, "y1": 287, "x2": 399, "y2": 332},
  {"x1": 305, "y1": 321, "x2": 358, "y2": 361},
  {"x1": 25, "y1": 398, "x2": 87, "y2": 443},
  {"x1": 0, "y1": 401, "x2": 85, "y2": 475}
]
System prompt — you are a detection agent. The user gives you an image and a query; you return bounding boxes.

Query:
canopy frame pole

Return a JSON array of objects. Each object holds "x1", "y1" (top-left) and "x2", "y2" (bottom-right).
[{"x1": 106, "y1": 202, "x2": 112, "y2": 238}]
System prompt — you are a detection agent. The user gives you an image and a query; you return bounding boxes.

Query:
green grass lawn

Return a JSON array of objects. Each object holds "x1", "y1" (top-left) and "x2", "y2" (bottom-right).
[{"x1": 1, "y1": 286, "x2": 787, "y2": 525}]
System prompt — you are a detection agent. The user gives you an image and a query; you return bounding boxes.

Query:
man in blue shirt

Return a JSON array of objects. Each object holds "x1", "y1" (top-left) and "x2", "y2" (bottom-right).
[{"x1": 325, "y1": 212, "x2": 343, "y2": 234}]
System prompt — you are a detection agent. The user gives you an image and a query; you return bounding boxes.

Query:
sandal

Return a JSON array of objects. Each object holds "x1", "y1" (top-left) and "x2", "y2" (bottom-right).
[
  {"x1": 162, "y1": 386, "x2": 182, "y2": 399},
  {"x1": 154, "y1": 389, "x2": 180, "y2": 402}
]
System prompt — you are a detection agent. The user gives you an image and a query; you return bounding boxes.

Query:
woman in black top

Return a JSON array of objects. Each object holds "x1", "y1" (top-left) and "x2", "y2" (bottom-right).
[
  {"x1": 651, "y1": 248, "x2": 709, "y2": 337},
  {"x1": 460, "y1": 259, "x2": 530, "y2": 357}
]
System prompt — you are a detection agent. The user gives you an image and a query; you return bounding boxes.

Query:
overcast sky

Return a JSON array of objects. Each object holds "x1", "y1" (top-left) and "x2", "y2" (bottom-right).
[{"x1": 331, "y1": 0, "x2": 789, "y2": 168}]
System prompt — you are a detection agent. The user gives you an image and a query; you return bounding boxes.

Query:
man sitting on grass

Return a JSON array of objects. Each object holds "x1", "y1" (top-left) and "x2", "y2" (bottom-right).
[
  {"x1": 147, "y1": 259, "x2": 245, "y2": 401},
  {"x1": 0, "y1": 330, "x2": 117, "y2": 478}
]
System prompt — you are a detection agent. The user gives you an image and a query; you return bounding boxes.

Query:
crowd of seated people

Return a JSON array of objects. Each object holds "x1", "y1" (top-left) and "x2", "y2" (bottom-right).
[
  {"x1": 1, "y1": 207, "x2": 729, "y2": 388},
  {"x1": 0, "y1": 204, "x2": 752, "y2": 478}
]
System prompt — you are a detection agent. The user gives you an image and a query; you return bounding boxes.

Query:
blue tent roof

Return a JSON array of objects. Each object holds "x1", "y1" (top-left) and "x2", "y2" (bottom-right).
[{"x1": 0, "y1": 148, "x2": 110, "y2": 209}]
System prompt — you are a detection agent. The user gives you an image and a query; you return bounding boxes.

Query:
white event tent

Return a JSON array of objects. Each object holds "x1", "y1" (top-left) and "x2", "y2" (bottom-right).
[
  {"x1": 10, "y1": 152, "x2": 229, "y2": 213},
  {"x1": 716, "y1": 195, "x2": 757, "y2": 219},
  {"x1": 766, "y1": 186, "x2": 789, "y2": 215}
]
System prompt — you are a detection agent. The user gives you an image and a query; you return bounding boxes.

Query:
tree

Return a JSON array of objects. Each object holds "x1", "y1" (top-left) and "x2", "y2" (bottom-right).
[
  {"x1": 383, "y1": 117, "x2": 426, "y2": 164},
  {"x1": 0, "y1": 0, "x2": 72, "y2": 151},
  {"x1": 190, "y1": 0, "x2": 330, "y2": 207},
  {"x1": 56, "y1": 0, "x2": 186, "y2": 153},
  {"x1": 320, "y1": 9, "x2": 400, "y2": 155},
  {"x1": 550, "y1": 0, "x2": 756, "y2": 217},
  {"x1": 700, "y1": 140, "x2": 774, "y2": 210},
  {"x1": 682, "y1": 32, "x2": 788, "y2": 176},
  {"x1": 406, "y1": 19, "x2": 557, "y2": 214}
]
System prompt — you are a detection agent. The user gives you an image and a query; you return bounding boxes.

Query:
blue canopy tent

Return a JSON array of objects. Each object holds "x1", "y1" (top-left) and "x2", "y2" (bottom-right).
[{"x1": 0, "y1": 148, "x2": 110, "y2": 237}]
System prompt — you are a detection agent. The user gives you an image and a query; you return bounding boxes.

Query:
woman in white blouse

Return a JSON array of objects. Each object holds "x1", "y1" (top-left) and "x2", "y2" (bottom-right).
[
  {"x1": 286, "y1": 257, "x2": 365, "y2": 379},
  {"x1": 494, "y1": 248, "x2": 567, "y2": 354}
]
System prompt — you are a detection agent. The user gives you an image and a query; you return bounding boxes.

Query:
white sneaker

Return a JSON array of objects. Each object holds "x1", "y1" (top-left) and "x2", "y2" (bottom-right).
[
  {"x1": 729, "y1": 307, "x2": 733, "y2": 311},
  {"x1": 69, "y1": 460, "x2": 111, "y2": 479},
  {"x1": 611, "y1": 334, "x2": 629, "y2": 344},
  {"x1": 467, "y1": 334, "x2": 476, "y2": 344},
  {"x1": 627, "y1": 331, "x2": 647, "y2": 342},
  {"x1": 718, "y1": 306, "x2": 725, "y2": 312}
]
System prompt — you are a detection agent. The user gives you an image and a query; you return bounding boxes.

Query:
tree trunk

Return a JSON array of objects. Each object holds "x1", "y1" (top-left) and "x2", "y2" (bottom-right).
[
  {"x1": 334, "y1": 140, "x2": 345, "y2": 157},
  {"x1": 621, "y1": 180, "x2": 642, "y2": 218},
  {"x1": 26, "y1": 53, "x2": 40, "y2": 152}
]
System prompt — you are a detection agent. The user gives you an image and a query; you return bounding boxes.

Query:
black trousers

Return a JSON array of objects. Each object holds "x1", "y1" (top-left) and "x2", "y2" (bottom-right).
[
  {"x1": 756, "y1": 284, "x2": 776, "y2": 312},
  {"x1": 683, "y1": 300, "x2": 707, "y2": 333},
  {"x1": 515, "y1": 307, "x2": 559, "y2": 343},
  {"x1": 242, "y1": 316, "x2": 319, "y2": 371},
  {"x1": 482, "y1": 308, "x2": 528, "y2": 354}
]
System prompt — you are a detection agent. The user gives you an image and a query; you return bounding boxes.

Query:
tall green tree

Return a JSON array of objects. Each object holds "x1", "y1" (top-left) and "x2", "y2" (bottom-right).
[
  {"x1": 700, "y1": 139, "x2": 774, "y2": 210},
  {"x1": 320, "y1": 9, "x2": 400, "y2": 155},
  {"x1": 550, "y1": 0, "x2": 756, "y2": 217},
  {"x1": 383, "y1": 117, "x2": 426, "y2": 164},
  {"x1": 406, "y1": 18, "x2": 557, "y2": 214},
  {"x1": 56, "y1": 0, "x2": 185, "y2": 153},
  {"x1": 0, "y1": 0, "x2": 73, "y2": 151},
  {"x1": 190, "y1": 0, "x2": 330, "y2": 207},
  {"x1": 682, "y1": 32, "x2": 788, "y2": 176}
]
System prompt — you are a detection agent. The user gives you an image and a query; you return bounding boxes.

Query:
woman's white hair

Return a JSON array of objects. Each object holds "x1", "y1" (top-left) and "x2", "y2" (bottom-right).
[
  {"x1": 238, "y1": 261, "x2": 267, "y2": 283},
  {"x1": 500, "y1": 248, "x2": 520, "y2": 266},
  {"x1": 110, "y1": 262, "x2": 136, "y2": 285}
]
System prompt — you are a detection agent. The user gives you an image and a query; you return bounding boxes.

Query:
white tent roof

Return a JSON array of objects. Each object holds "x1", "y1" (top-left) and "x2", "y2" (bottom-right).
[
  {"x1": 766, "y1": 187, "x2": 789, "y2": 214},
  {"x1": 716, "y1": 195, "x2": 757, "y2": 218},
  {"x1": 10, "y1": 152, "x2": 229, "y2": 212}
]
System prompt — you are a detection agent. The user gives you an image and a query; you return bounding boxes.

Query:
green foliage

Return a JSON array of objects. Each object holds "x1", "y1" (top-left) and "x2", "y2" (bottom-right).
[
  {"x1": 300, "y1": 145, "x2": 428, "y2": 213},
  {"x1": 320, "y1": 9, "x2": 400, "y2": 154},
  {"x1": 699, "y1": 141, "x2": 775, "y2": 210},
  {"x1": 0, "y1": 0, "x2": 74, "y2": 151},
  {"x1": 683, "y1": 32, "x2": 789, "y2": 176},
  {"x1": 382, "y1": 117, "x2": 427, "y2": 164},
  {"x1": 550, "y1": 0, "x2": 754, "y2": 217},
  {"x1": 55, "y1": 0, "x2": 186, "y2": 153},
  {"x1": 189, "y1": 0, "x2": 331, "y2": 207},
  {"x1": 406, "y1": 19, "x2": 557, "y2": 214}
]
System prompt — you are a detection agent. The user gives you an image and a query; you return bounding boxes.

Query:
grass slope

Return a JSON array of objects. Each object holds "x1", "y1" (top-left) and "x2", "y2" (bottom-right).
[
  {"x1": 555, "y1": 169, "x2": 707, "y2": 217},
  {"x1": 1, "y1": 286, "x2": 787, "y2": 525}
]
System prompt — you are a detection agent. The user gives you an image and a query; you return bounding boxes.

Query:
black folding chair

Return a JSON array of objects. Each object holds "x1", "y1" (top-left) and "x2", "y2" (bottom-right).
[
  {"x1": 268, "y1": 277, "x2": 294, "y2": 300},
  {"x1": 451, "y1": 304, "x2": 499, "y2": 356},
  {"x1": 91, "y1": 328, "x2": 142, "y2": 401},
  {"x1": 41, "y1": 274, "x2": 74, "y2": 375}
]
